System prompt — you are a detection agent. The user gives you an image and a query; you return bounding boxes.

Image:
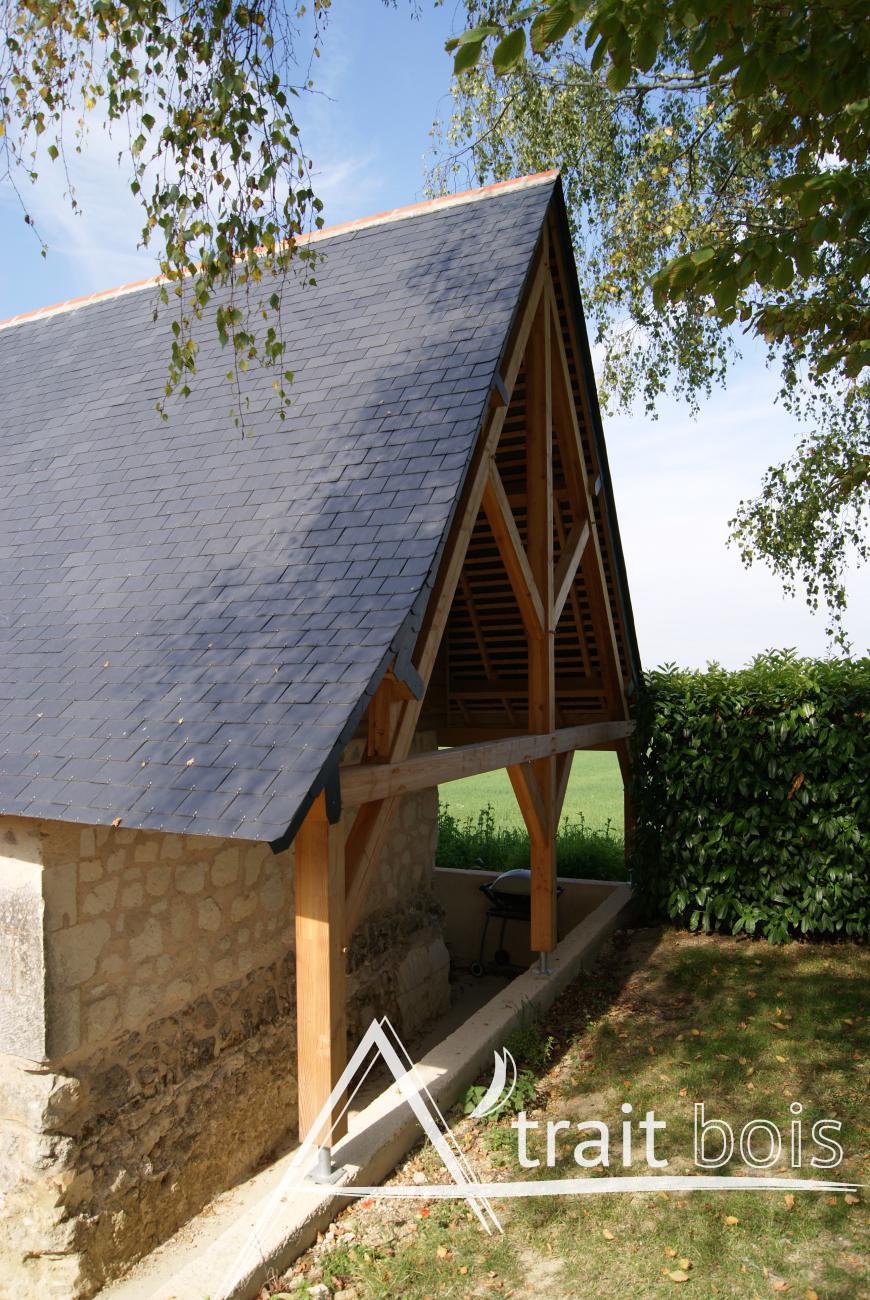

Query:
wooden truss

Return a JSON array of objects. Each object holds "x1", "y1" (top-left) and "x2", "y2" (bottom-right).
[{"x1": 294, "y1": 227, "x2": 634, "y2": 1143}]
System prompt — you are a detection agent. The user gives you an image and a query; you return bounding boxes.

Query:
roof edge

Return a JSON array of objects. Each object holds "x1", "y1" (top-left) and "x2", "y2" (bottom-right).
[{"x1": 0, "y1": 170, "x2": 560, "y2": 335}]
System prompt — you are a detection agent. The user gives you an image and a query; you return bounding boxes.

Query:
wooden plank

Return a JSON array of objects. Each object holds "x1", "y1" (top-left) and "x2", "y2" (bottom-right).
[
  {"x1": 553, "y1": 519, "x2": 590, "y2": 624},
  {"x1": 295, "y1": 791, "x2": 347, "y2": 1145},
  {"x1": 481, "y1": 464, "x2": 545, "y2": 639},
  {"x1": 341, "y1": 721, "x2": 634, "y2": 805},
  {"x1": 507, "y1": 763, "x2": 548, "y2": 847}
]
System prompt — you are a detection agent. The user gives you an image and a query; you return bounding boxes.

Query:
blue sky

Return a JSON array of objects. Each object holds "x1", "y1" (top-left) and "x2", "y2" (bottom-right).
[{"x1": 1, "y1": 0, "x2": 866, "y2": 667}]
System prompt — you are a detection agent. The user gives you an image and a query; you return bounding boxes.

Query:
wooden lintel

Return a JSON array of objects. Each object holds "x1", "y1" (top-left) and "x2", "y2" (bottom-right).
[
  {"x1": 295, "y1": 791, "x2": 347, "y2": 1146},
  {"x1": 342, "y1": 723, "x2": 633, "y2": 806},
  {"x1": 481, "y1": 464, "x2": 545, "y2": 639},
  {"x1": 553, "y1": 519, "x2": 590, "y2": 625}
]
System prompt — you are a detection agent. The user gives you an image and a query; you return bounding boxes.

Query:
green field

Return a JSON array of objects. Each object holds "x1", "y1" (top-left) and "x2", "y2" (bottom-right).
[{"x1": 438, "y1": 750, "x2": 624, "y2": 835}]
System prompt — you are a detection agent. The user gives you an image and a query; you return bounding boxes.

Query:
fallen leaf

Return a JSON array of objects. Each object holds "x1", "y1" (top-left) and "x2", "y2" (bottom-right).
[
  {"x1": 185, "y1": 757, "x2": 195, "y2": 766},
  {"x1": 459, "y1": 1265, "x2": 468, "y2": 1275},
  {"x1": 111, "y1": 816, "x2": 122, "y2": 828},
  {"x1": 845, "y1": 1193, "x2": 860, "y2": 1205},
  {"x1": 806, "y1": 1290, "x2": 819, "y2": 1299},
  {"x1": 664, "y1": 1248, "x2": 678, "y2": 1258},
  {"x1": 771, "y1": 1281, "x2": 790, "y2": 1293},
  {"x1": 784, "y1": 1193, "x2": 795, "y2": 1210},
  {"x1": 667, "y1": 1271, "x2": 690, "y2": 1284},
  {"x1": 724, "y1": 1215, "x2": 740, "y2": 1226},
  {"x1": 603, "y1": 1228, "x2": 615, "y2": 1240},
  {"x1": 436, "y1": 1246, "x2": 450, "y2": 1260},
  {"x1": 679, "y1": 1258, "x2": 692, "y2": 1270}
]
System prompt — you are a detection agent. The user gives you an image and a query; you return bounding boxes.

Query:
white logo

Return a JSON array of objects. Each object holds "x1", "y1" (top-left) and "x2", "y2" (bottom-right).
[
  {"x1": 468, "y1": 1048, "x2": 518, "y2": 1118},
  {"x1": 225, "y1": 1017, "x2": 862, "y2": 1296}
]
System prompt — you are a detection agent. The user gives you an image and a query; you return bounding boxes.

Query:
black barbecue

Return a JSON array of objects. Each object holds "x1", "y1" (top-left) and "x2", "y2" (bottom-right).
[{"x1": 470, "y1": 869, "x2": 564, "y2": 977}]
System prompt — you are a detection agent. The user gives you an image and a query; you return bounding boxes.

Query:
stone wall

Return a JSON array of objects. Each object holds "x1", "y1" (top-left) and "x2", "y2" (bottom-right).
[{"x1": 0, "y1": 735, "x2": 448, "y2": 1297}]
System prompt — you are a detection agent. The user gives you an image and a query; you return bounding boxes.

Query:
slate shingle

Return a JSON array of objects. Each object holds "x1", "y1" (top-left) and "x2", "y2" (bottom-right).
[{"x1": 0, "y1": 177, "x2": 556, "y2": 842}]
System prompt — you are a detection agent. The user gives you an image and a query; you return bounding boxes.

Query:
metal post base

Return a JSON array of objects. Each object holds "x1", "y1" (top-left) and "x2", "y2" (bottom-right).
[
  {"x1": 306, "y1": 1145, "x2": 347, "y2": 1185},
  {"x1": 533, "y1": 951, "x2": 555, "y2": 978}
]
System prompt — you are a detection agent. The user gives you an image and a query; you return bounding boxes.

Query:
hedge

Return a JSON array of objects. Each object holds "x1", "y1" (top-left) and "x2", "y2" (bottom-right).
[{"x1": 628, "y1": 651, "x2": 869, "y2": 942}]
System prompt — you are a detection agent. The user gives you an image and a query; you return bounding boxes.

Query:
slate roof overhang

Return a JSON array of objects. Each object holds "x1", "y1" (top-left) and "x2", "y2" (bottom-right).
[{"x1": 0, "y1": 172, "x2": 639, "y2": 848}]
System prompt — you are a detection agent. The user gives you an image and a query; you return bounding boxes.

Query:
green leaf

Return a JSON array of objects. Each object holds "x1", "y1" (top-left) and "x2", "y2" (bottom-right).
[
  {"x1": 453, "y1": 38, "x2": 486, "y2": 76},
  {"x1": 493, "y1": 28, "x2": 527, "y2": 75},
  {"x1": 606, "y1": 58, "x2": 632, "y2": 93}
]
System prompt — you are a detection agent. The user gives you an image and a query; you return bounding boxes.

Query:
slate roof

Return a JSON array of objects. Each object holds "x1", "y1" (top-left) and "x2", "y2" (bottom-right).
[{"x1": 0, "y1": 173, "x2": 559, "y2": 843}]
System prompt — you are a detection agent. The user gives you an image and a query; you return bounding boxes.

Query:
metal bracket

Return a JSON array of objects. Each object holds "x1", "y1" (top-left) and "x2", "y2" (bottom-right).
[{"x1": 306, "y1": 1145, "x2": 347, "y2": 1186}]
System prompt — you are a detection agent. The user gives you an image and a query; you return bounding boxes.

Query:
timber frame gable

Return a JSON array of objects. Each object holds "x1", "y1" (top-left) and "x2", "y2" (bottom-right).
[{"x1": 293, "y1": 180, "x2": 641, "y2": 1148}]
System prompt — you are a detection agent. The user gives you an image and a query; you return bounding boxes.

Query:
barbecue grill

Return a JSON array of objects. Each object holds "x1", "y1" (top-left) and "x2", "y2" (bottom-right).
[{"x1": 470, "y1": 869, "x2": 564, "y2": 977}]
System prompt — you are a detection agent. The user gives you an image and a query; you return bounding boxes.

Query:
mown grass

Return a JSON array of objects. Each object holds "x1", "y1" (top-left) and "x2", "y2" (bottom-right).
[
  {"x1": 274, "y1": 930, "x2": 868, "y2": 1299},
  {"x1": 440, "y1": 751, "x2": 624, "y2": 834}
]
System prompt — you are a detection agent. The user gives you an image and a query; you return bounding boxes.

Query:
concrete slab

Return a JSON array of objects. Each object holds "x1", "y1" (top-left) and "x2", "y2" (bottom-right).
[{"x1": 98, "y1": 883, "x2": 632, "y2": 1300}]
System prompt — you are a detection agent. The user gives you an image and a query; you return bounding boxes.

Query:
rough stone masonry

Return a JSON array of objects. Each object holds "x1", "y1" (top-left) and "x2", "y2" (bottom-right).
[{"x1": 0, "y1": 735, "x2": 449, "y2": 1298}]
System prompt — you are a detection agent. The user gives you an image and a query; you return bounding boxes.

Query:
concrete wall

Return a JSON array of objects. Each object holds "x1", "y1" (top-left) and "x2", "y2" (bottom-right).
[
  {"x1": 0, "y1": 734, "x2": 448, "y2": 1298},
  {"x1": 433, "y1": 866, "x2": 623, "y2": 970}
]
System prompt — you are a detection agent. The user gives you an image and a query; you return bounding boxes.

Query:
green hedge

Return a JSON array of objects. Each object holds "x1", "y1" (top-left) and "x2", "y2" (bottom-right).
[{"x1": 629, "y1": 651, "x2": 870, "y2": 942}]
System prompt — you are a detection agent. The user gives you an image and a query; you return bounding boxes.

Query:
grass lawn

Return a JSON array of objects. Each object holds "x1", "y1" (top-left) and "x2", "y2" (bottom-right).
[
  {"x1": 439, "y1": 751, "x2": 624, "y2": 836},
  {"x1": 269, "y1": 929, "x2": 868, "y2": 1299}
]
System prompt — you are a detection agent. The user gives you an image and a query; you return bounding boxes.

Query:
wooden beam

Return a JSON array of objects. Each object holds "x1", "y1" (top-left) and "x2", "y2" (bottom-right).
[
  {"x1": 548, "y1": 287, "x2": 628, "y2": 720},
  {"x1": 507, "y1": 763, "x2": 548, "y2": 847},
  {"x1": 481, "y1": 464, "x2": 545, "y2": 639},
  {"x1": 525, "y1": 279, "x2": 558, "y2": 954},
  {"x1": 555, "y1": 750, "x2": 574, "y2": 826},
  {"x1": 341, "y1": 721, "x2": 633, "y2": 805},
  {"x1": 553, "y1": 519, "x2": 590, "y2": 625},
  {"x1": 295, "y1": 791, "x2": 347, "y2": 1146},
  {"x1": 345, "y1": 670, "x2": 406, "y2": 940}
]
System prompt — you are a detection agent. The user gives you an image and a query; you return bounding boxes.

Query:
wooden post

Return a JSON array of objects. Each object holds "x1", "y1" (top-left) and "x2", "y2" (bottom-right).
[
  {"x1": 525, "y1": 288, "x2": 558, "y2": 955},
  {"x1": 295, "y1": 791, "x2": 347, "y2": 1146}
]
